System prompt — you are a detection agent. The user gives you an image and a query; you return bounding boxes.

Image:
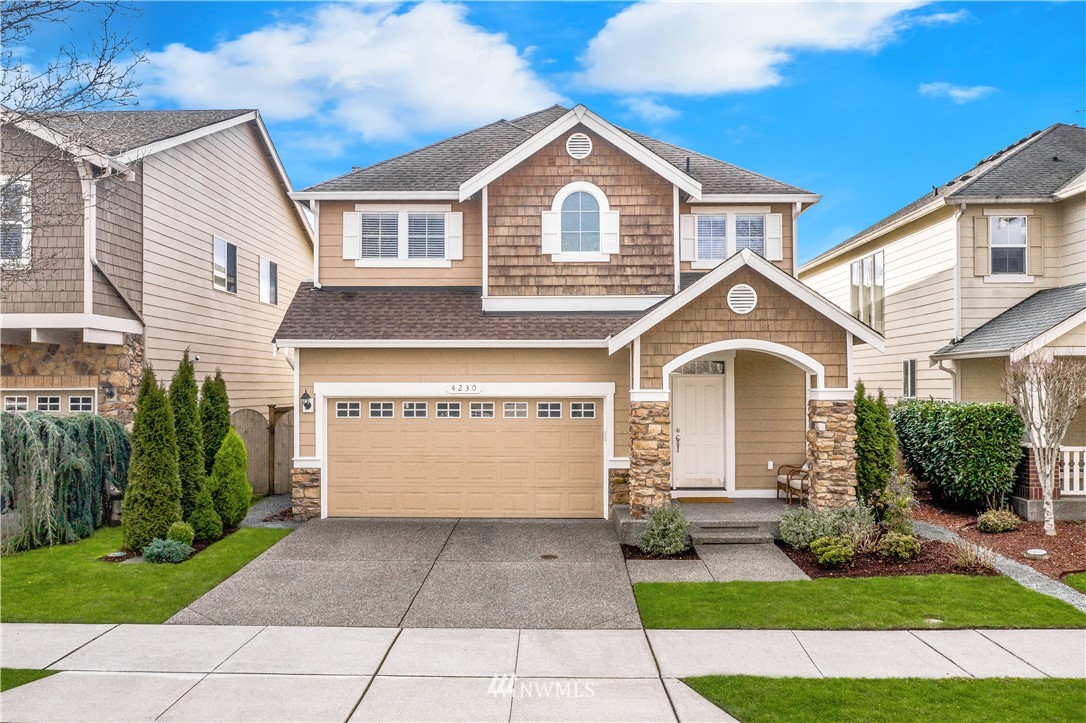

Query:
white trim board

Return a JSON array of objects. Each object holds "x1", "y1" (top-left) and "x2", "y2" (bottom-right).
[
  {"x1": 481, "y1": 295, "x2": 668, "y2": 313},
  {"x1": 696, "y1": 194, "x2": 821, "y2": 204},
  {"x1": 291, "y1": 191, "x2": 461, "y2": 201},
  {"x1": 275, "y1": 338, "x2": 610, "y2": 350},
  {"x1": 1, "y1": 313, "x2": 143, "y2": 334},
  {"x1": 662, "y1": 339, "x2": 827, "y2": 390}
]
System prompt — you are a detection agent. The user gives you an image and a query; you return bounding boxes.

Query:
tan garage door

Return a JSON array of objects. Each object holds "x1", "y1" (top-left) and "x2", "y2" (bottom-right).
[{"x1": 326, "y1": 398, "x2": 604, "y2": 518}]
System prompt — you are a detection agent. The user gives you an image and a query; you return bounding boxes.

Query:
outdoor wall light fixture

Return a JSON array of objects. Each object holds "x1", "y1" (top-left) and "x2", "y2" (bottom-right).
[
  {"x1": 102, "y1": 380, "x2": 115, "y2": 400},
  {"x1": 300, "y1": 388, "x2": 313, "y2": 413}
]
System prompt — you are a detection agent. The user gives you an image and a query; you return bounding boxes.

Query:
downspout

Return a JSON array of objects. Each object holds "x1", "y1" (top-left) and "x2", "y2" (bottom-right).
[{"x1": 937, "y1": 359, "x2": 959, "y2": 401}]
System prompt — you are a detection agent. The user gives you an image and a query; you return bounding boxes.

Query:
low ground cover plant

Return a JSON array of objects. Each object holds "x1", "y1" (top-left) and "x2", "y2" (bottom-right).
[
  {"x1": 977, "y1": 509, "x2": 1021, "y2": 534},
  {"x1": 810, "y1": 536, "x2": 855, "y2": 567},
  {"x1": 879, "y1": 531, "x2": 921, "y2": 560},
  {"x1": 778, "y1": 505, "x2": 875, "y2": 551},
  {"x1": 142, "y1": 537, "x2": 194, "y2": 564},
  {"x1": 639, "y1": 505, "x2": 690, "y2": 556}
]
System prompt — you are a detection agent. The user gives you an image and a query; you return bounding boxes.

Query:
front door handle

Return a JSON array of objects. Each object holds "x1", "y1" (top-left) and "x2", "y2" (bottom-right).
[{"x1": 675, "y1": 434, "x2": 680, "y2": 452}]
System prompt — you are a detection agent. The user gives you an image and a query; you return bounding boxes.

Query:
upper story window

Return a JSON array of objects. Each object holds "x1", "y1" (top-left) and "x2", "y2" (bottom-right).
[
  {"x1": 735, "y1": 215, "x2": 766, "y2": 256},
  {"x1": 696, "y1": 215, "x2": 727, "y2": 260},
  {"x1": 213, "y1": 236, "x2": 237, "y2": 293},
  {"x1": 989, "y1": 216, "x2": 1027, "y2": 275},
  {"x1": 1, "y1": 175, "x2": 31, "y2": 266},
  {"x1": 344, "y1": 207, "x2": 462, "y2": 268},
  {"x1": 259, "y1": 257, "x2": 278, "y2": 305},
  {"x1": 680, "y1": 208, "x2": 782, "y2": 267},
  {"x1": 361, "y1": 212, "x2": 399, "y2": 258},
  {"x1": 541, "y1": 182, "x2": 619, "y2": 262},
  {"x1": 850, "y1": 250, "x2": 885, "y2": 333},
  {"x1": 407, "y1": 213, "x2": 446, "y2": 258}
]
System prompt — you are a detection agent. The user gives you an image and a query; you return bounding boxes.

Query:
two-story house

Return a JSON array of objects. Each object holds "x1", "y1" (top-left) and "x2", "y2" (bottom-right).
[
  {"x1": 800, "y1": 123, "x2": 1085, "y2": 519},
  {"x1": 1, "y1": 109, "x2": 313, "y2": 427},
  {"x1": 276, "y1": 104, "x2": 883, "y2": 521}
]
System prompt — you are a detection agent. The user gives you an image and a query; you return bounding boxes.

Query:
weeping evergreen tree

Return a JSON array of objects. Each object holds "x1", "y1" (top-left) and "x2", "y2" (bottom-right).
[
  {"x1": 122, "y1": 368, "x2": 182, "y2": 551},
  {"x1": 199, "y1": 369, "x2": 231, "y2": 476},
  {"x1": 169, "y1": 349, "x2": 204, "y2": 518}
]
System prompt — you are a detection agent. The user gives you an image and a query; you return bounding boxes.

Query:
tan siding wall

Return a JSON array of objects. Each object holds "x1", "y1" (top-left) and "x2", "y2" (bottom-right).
[
  {"x1": 141, "y1": 122, "x2": 312, "y2": 412},
  {"x1": 91, "y1": 267, "x2": 133, "y2": 318},
  {"x1": 487, "y1": 124, "x2": 674, "y2": 296},
  {"x1": 679, "y1": 202, "x2": 796, "y2": 276},
  {"x1": 1058, "y1": 195, "x2": 1086, "y2": 287},
  {"x1": 639, "y1": 267, "x2": 848, "y2": 389},
  {"x1": 958, "y1": 357, "x2": 1007, "y2": 403},
  {"x1": 802, "y1": 208, "x2": 958, "y2": 402},
  {"x1": 297, "y1": 347, "x2": 630, "y2": 458},
  {"x1": 1050, "y1": 322, "x2": 1085, "y2": 349},
  {"x1": 733, "y1": 351, "x2": 807, "y2": 490},
  {"x1": 317, "y1": 198, "x2": 482, "y2": 286},
  {"x1": 93, "y1": 167, "x2": 143, "y2": 318}
]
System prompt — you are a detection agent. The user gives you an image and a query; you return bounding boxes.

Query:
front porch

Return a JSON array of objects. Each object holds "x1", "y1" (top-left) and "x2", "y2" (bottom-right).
[{"x1": 612, "y1": 498, "x2": 791, "y2": 546}]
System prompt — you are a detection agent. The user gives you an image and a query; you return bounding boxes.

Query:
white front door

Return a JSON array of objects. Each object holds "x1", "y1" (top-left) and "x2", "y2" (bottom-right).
[{"x1": 672, "y1": 375, "x2": 726, "y2": 488}]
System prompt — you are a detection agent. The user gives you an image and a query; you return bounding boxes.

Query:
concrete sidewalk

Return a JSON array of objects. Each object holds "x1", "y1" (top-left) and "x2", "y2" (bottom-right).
[{"x1": 2, "y1": 623, "x2": 1083, "y2": 722}]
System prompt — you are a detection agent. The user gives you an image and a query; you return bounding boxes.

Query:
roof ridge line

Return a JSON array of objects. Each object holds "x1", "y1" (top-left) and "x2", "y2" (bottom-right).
[{"x1": 947, "y1": 123, "x2": 1060, "y2": 198}]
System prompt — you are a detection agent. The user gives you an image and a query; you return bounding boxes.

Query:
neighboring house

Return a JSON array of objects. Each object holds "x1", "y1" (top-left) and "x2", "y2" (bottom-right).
[
  {"x1": 800, "y1": 123, "x2": 1086, "y2": 518},
  {"x1": 277, "y1": 104, "x2": 883, "y2": 521},
  {"x1": 1, "y1": 109, "x2": 314, "y2": 426}
]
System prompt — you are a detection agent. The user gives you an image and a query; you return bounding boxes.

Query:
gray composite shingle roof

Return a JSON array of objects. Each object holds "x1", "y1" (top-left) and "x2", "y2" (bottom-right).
[
  {"x1": 302, "y1": 105, "x2": 811, "y2": 195},
  {"x1": 932, "y1": 283, "x2": 1086, "y2": 358},
  {"x1": 43, "y1": 109, "x2": 253, "y2": 155}
]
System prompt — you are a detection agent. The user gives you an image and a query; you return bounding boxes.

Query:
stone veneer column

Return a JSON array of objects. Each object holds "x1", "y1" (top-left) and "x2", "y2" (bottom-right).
[
  {"x1": 291, "y1": 468, "x2": 321, "y2": 521},
  {"x1": 608, "y1": 468, "x2": 630, "y2": 506},
  {"x1": 806, "y1": 399, "x2": 858, "y2": 509},
  {"x1": 629, "y1": 401, "x2": 672, "y2": 518}
]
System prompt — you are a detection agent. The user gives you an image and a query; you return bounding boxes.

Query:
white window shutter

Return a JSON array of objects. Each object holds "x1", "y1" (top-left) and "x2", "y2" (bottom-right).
[
  {"x1": 342, "y1": 211, "x2": 361, "y2": 259},
  {"x1": 679, "y1": 214, "x2": 696, "y2": 261},
  {"x1": 444, "y1": 211, "x2": 463, "y2": 260},
  {"x1": 541, "y1": 211, "x2": 560, "y2": 254},
  {"x1": 765, "y1": 213, "x2": 783, "y2": 261},
  {"x1": 601, "y1": 210, "x2": 620, "y2": 254}
]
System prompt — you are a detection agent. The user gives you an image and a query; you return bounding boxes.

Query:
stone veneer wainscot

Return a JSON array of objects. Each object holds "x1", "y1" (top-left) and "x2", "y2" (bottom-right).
[
  {"x1": 291, "y1": 467, "x2": 321, "y2": 521},
  {"x1": 806, "y1": 399, "x2": 858, "y2": 509}
]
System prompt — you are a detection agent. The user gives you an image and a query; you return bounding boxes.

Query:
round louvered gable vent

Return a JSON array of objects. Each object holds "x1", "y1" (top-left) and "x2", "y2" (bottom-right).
[
  {"x1": 727, "y1": 284, "x2": 758, "y2": 315},
  {"x1": 566, "y1": 133, "x2": 593, "y2": 159}
]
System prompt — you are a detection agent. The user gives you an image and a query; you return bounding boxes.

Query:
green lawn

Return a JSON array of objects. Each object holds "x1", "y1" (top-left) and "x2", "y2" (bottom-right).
[
  {"x1": 1, "y1": 669, "x2": 56, "y2": 692},
  {"x1": 635, "y1": 576, "x2": 1086, "y2": 629},
  {"x1": 0, "y1": 526, "x2": 289, "y2": 623},
  {"x1": 1064, "y1": 572, "x2": 1086, "y2": 594},
  {"x1": 683, "y1": 676, "x2": 1086, "y2": 723}
]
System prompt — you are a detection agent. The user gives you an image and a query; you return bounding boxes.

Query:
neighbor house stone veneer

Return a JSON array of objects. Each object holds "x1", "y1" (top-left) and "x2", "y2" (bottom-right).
[
  {"x1": 805, "y1": 399, "x2": 857, "y2": 509},
  {"x1": 629, "y1": 401, "x2": 672, "y2": 517},
  {"x1": 292, "y1": 467, "x2": 321, "y2": 521}
]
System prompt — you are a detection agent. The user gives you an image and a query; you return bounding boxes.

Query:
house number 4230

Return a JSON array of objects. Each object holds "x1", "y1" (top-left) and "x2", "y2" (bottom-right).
[{"x1": 446, "y1": 383, "x2": 481, "y2": 394}]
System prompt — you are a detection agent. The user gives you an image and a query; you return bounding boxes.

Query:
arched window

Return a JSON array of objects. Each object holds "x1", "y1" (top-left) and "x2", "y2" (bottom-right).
[
  {"x1": 541, "y1": 182, "x2": 619, "y2": 262},
  {"x1": 561, "y1": 191, "x2": 600, "y2": 252}
]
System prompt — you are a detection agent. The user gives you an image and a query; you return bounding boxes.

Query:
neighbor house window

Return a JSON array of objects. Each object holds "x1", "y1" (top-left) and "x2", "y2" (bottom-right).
[
  {"x1": 1, "y1": 176, "x2": 31, "y2": 265},
  {"x1": 407, "y1": 213, "x2": 445, "y2": 258},
  {"x1": 36, "y1": 396, "x2": 60, "y2": 412},
  {"x1": 696, "y1": 215, "x2": 727, "y2": 260},
  {"x1": 470, "y1": 402, "x2": 495, "y2": 418},
  {"x1": 850, "y1": 250, "x2": 885, "y2": 333},
  {"x1": 213, "y1": 236, "x2": 237, "y2": 293},
  {"x1": 503, "y1": 401, "x2": 527, "y2": 418},
  {"x1": 4, "y1": 396, "x2": 28, "y2": 412},
  {"x1": 570, "y1": 402, "x2": 596, "y2": 419},
  {"x1": 403, "y1": 401, "x2": 428, "y2": 418},
  {"x1": 259, "y1": 257, "x2": 278, "y2": 305},
  {"x1": 361, "y1": 212, "x2": 399, "y2": 258},
  {"x1": 902, "y1": 359, "x2": 917, "y2": 398},
  {"x1": 69, "y1": 396, "x2": 94, "y2": 412},
  {"x1": 734, "y1": 215, "x2": 766, "y2": 256},
  {"x1": 990, "y1": 216, "x2": 1027, "y2": 275},
  {"x1": 537, "y1": 402, "x2": 562, "y2": 418},
  {"x1": 369, "y1": 402, "x2": 393, "y2": 418},
  {"x1": 336, "y1": 401, "x2": 361, "y2": 418},
  {"x1": 561, "y1": 191, "x2": 601, "y2": 253},
  {"x1": 436, "y1": 402, "x2": 461, "y2": 418}
]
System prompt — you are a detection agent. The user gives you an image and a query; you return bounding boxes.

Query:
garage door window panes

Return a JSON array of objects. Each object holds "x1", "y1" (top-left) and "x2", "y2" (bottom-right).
[
  {"x1": 37, "y1": 396, "x2": 60, "y2": 412},
  {"x1": 336, "y1": 402, "x2": 361, "y2": 418},
  {"x1": 537, "y1": 402, "x2": 562, "y2": 418},
  {"x1": 403, "y1": 401, "x2": 428, "y2": 418},
  {"x1": 503, "y1": 401, "x2": 528, "y2": 418},
  {"x1": 69, "y1": 396, "x2": 93, "y2": 412},
  {"x1": 437, "y1": 402, "x2": 461, "y2": 418},
  {"x1": 570, "y1": 402, "x2": 596, "y2": 419},
  {"x1": 4, "y1": 396, "x2": 28, "y2": 412},
  {"x1": 369, "y1": 402, "x2": 394, "y2": 418},
  {"x1": 470, "y1": 402, "x2": 495, "y2": 418}
]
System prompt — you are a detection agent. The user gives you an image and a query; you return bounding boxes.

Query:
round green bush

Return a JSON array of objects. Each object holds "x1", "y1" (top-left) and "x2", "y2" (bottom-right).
[
  {"x1": 977, "y1": 509, "x2": 1021, "y2": 534},
  {"x1": 167, "y1": 521, "x2": 195, "y2": 546},
  {"x1": 809, "y1": 535, "x2": 855, "y2": 567},
  {"x1": 142, "y1": 537, "x2": 193, "y2": 564},
  {"x1": 878, "y1": 531, "x2": 921, "y2": 560},
  {"x1": 206, "y1": 428, "x2": 252, "y2": 528},
  {"x1": 187, "y1": 485, "x2": 223, "y2": 542},
  {"x1": 639, "y1": 505, "x2": 690, "y2": 556}
]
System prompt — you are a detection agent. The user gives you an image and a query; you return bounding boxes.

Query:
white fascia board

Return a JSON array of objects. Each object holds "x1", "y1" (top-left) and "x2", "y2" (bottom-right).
[
  {"x1": 695, "y1": 193, "x2": 822, "y2": 204},
  {"x1": 1054, "y1": 171, "x2": 1085, "y2": 200},
  {"x1": 275, "y1": 338, "x2": 610, "y2": 349},
  {"x1": 315, "y1": 381, "x2": 615, "y2": 398},
  {"x1": 807, "y1": 388, "x2": 857, "y2": 401},
  {"x1": 458, "y1": 104, "x2": 702, "y2": 201},
  {"x1": 289, "y1": 191, "x2": 461, "y2": 201},
  {"x1": 482, "y1": 295, "x2": 667, "y2": 313},
  {"x1": 607, "y1": 249, "x2": 885, "y2": 353},
  {"x1": 114, "y1": 111, "x2": 257, "y2": 163},
  {"x1": 1, "y1": 313, "x2": 143, "y2": 334},
  {"x1": 953, "y1": 196, "x2": 1057, "y2": 205},
  {"x1": 929, "y1": 349, "x2": 1009, "y2": 361},
  {"x1": 1011, "y1": 308, "x2": 1086, "y2": 362},
  {"x1": 2, "y1": 112, "x2": 127, "y2": 173}
]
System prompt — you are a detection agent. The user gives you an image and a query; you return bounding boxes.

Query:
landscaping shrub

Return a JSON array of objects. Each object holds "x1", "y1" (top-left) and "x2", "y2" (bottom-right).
[
  {"x1": 167, "y1": 521, "x2": 195, "y2": 546},
  {"x1": 206, "y1": 428, "x2": 251, "y2": 528},
  {"x1": 977, "y1": 509, "x2": 1021, "y2": 534},
  {"x1": 854, "y1": 383, "x2": 898, "y2": 503},
  {"x1": 810, "y1": 535, "x2": 855, "y2": 567},
  {"x1": 199, "y1": 369, "x2": 231, "y2": 477},
  {"x1": 639, "y1": 505, "x2": 690, "y2": 555},
  {"x1": 122, "y1": 369, "x2": 183, "y2": 551},
  {"x1": 878, "y1": 531, "x2": 921, "y2": 560},
  {"x1": 869, "y1": 473, "x2": 915, "y2": 535},
  {"x1": 947, "y1": 539, "x2": 998, "y2": 572},
  {"x1": 0, "y1": 412, "x2": 130, "y2": 553},
  {"x1": 168, "y1": 349, "x2": 204, "y2": 519},
  {"x1": 891, "y1": 399, "x2": 1024, "y2": 509},
  {"x1": 142, "y1": 537, "x2": 193, "y2": 564},
  {"x1": 187, "y1": 485, "x2": 223, "y2": 542},
  {"x1": 778, "y1": 505, "x2": 876, "y2": 551}
]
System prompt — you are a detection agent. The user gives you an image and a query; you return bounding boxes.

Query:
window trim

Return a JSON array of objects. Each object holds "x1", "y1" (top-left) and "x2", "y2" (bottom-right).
[
  {"x1": 335, "y1": 401, "x2": 361, "y2": 418},
  {"x1": 259, "y1": 256, "x2": 278, "y2": 305},
  {"x1": 902, "y1": 359, "x2": 917, "y2": 399},
  {"x1": 36, "y1": 395, "x2": 61, "y2": 412},
  {"x1": 536, "y1": 401, "x2": 562, "y2": 419},
  {"x1": 547, "y1": 182, "x2": 613, "y2": 263},
  {"x1": 436, "y1": 401, "x2": 461, "y2": 419},
  {"x1": 690, "y1": 206, "x2": 771, "y2": 269},
  {"x1": 570, "y1": 401, "x2": 596, "y2": 419},
  {"x1": 213, "y1": 236, "x2": 238, "y2": 294},
  {"x1": 503, "y1": 401, "x2": 528, "y2": 419},
  {"x1": 368, "y1": 401, "x2": 394, "y2": 418},
  {"x1": 849, "y1": 250, "x2": 885, "y2": 333},
  {"x1": 1, "y1": 174, "x2": 32, "y2": 267},
  {"x1": 470, "y1": 401, "x2": 495, "y2": 418},
  {"x1": 4, "y1": 395, "x2": 29, "y2": 412},
  {"x1": 403, "y1": 401, "x2": 428, "y2": 418},
  {"x1": 354, "y1": 204, "x2": 453, "y2": 268},
  {"x1": 987, "y1": 215, "x2": 1028, "y2": 277},
  {"x1": 68, "y1": 395, "x2": 95, "y2": 413}
]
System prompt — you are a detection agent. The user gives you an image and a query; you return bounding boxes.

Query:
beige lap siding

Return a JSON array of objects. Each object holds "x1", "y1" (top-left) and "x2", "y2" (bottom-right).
[
  {"x1": 733, "y1": 351, "x2": 807, "y2": 490},
  {"x1": 297, "y1": 347, "x2": 631, "y2": 458}
]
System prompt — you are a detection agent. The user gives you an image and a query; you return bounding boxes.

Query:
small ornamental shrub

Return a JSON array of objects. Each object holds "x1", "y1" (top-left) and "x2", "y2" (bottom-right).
[
  {"x1": 810, "y1": 535, "x2": 855, "y2": 567},
  {"x1": 947, "y1": 539, "x2": 998, "y2": 572},
  {"x1": 199, "y1": 369, "x2": 231, "y2": 477},
  {"x1": 206, "y1": 428, "x2": 252, "y2": 528},
  {"x1": 187, "y1": 485, "x2": 223, "y2": 542},
  {"x1": 878, "y1": 531, "x2": 922, "y2": 560},
  {"x1": 142, "y1": 537, "x2": 193, "y2": 564},
  {"x1": 854, "y1": 384, "x2": 898, "y2": 503},
  {"x1": 639, "y1": 505, "x2": 690, "y2": 556},
  {"x1": 870, "y1": 473, "x2": 915, "y2": 535},
  {"x1": 778, "y1": 505, "x2": 876, "y2": 551},
  {"x1": 168, "y1": 349, "x2": 205, "y2": 519},
  {"x1": 166, "y1": 521, "x2": 195, "y2": 546},
  {"x1": 977, "y1": 509, "x2": 1021, "y2": 534}
]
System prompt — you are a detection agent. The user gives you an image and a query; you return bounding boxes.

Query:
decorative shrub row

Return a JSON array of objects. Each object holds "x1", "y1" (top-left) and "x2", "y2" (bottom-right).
[{"x1": 891, "y1": 399, "x2": 1024, "y2": 509}]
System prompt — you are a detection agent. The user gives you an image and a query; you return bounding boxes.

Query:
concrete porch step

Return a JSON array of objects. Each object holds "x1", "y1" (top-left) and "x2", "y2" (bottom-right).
[
  {"x1": 690, "y1": 530, "x2": 775, "y2": 545},
  {"x1": 692, "y1": 520, "x2": 762, "y2": 531}
]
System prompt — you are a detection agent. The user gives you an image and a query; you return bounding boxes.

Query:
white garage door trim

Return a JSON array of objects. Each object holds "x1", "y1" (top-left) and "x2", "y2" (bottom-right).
[{"x1": 314, "y1": 382, "x2": 616, "y2": 520}]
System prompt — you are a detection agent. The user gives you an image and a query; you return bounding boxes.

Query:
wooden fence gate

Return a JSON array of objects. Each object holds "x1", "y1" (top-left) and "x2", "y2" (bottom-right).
[{"x1": 231, "y1": 407, "x2": 294, "y2": 495}]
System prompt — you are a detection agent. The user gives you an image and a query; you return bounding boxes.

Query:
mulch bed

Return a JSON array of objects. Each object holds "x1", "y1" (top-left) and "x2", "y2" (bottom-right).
[
  {"x1": 913, "y1": 490, "x2": 1086, "y2": 581},
  {"x1": 102, "y1": 527, "x2": 239, "y2": 562},
  {"x1": 262, "y1": 508, "x2": 294, "y2": 522},
  {"x1": 777, "y1": 539, "x2": 997, "y2": 579},
  {"x1": 622, "y1": 544, "x2": 701, "y2": 561}
]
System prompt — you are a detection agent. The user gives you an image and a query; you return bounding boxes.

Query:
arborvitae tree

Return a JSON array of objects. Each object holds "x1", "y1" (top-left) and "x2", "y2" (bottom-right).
[
  {"x1": 168, "y1": 349, "x2": 204, "y2": 518},
  {"x1": 206, "y1": 428, "x2": 252, "y2": 528},
  {"x1": 854, "y1": 383, "x2": 898, "y2": 502},
  {"x1": 187, "y1": 484, "x2": 223, "y2": 542},
  {"x1": 122, "y1": 368, "x2": 182, "y2": 550},
  {"x1": 199, "y1": 369, "x2": 231, "y2": 476}
]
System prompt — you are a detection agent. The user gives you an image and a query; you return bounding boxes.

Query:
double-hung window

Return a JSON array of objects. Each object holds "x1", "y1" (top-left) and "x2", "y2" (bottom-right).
[
  {"x1": 361, "y1": 213, "x2": 399, "y2": 259},
  {"x1": 850, "y1": 251, "x2": 885, "y2": 333},
  {"x1": 1, "y1": 176, "x2": 31, "y2": 265},
  {"x1": 346, "y1": 207, "x2": 462, "y2": 267},
  {"x1": 213, "y1": 236, "x2": 237, "y2": 293},
  {"x1": 734, "y1": 215, "x2": 766, "y2": 256},
  {"x1": 989, "y1": 216, "x2": 1027, "y2": 275},
  {"x1": 259, "y1": 257, "x2": 278, "y2": 305},
  {"x1": 682, "y1": 209, "x2": 782, "y2": 266},
  {"x1": 696, "y1": 215, "x2": 727, "y2": 261},
  {"x1": 407, "y1": 213, "x2": 446, "y2": 258}
]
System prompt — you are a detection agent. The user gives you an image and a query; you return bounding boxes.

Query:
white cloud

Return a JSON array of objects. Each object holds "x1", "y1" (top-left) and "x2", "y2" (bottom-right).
[
  {"x1": 621, "y1": 97, "x2": 680, "y2": 123},
  {"x1": 918, "y1": 82, "x2": 997, "y2": 104},
  {"x1": 912, "y1": 10, "x2": 970, "y2": 26},
  {"x1": 578, "y1": 1, "x2": 937, "y2": 94},
  {"x1": 141, "y1": 2, "x2": 561, "y2": 141}
]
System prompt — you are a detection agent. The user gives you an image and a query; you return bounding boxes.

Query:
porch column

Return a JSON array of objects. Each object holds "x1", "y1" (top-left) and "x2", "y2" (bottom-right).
[
  {"x1": 806, "y1": 398, "x2": 858, "y2": 509},
  {"x1": 629, "y1": 400, "x2": 672, "y2": 518}
]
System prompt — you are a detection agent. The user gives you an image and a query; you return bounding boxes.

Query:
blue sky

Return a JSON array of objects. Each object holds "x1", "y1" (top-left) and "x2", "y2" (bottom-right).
[{"x1": 26, "y1": 1, "x2": 1086, "y2": 262}]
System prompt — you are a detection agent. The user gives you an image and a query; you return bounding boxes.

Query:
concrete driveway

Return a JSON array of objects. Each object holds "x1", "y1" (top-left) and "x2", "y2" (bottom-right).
[{"x1": 170, "y1": 519, "x2": 641, "y2": 629}]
